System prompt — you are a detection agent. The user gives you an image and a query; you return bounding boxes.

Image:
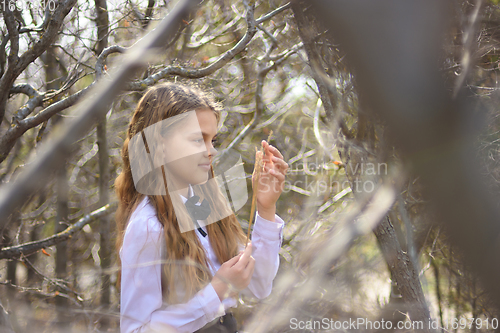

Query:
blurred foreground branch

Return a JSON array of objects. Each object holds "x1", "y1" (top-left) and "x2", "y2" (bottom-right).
[
  {"x1": 245, "y1": 179, "x2": 398, "y2": 332},
  {"x1": 310, "y1": 0, "x2": 500, "y2": 311},
  {"x1": 0, "y1": 299, "x2": 14, "y2": 333}
]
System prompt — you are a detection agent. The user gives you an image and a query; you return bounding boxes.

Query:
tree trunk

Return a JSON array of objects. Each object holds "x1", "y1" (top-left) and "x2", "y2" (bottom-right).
[
  {"x1": 373, "y1": 217, "x2": 430, "y2": 328},
  {"x1": 95, "y1": 0, "x2": 112, "y2": 328}
]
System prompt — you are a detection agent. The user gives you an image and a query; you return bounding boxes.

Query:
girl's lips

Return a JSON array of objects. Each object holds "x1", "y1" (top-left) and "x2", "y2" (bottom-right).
[{"x1": 198, "y1": 164, "x2": 210, "y2": 171}]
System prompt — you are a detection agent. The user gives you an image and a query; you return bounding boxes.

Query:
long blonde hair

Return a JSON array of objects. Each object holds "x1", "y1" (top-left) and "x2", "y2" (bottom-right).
[{"x1": 115, "y1": 82, "x2": 246, "y2": 303}]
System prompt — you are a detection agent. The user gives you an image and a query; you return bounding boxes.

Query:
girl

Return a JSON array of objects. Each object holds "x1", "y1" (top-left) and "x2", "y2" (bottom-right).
[{"x1": 115, "y1": 83, "x2": 288, "y2": 333}]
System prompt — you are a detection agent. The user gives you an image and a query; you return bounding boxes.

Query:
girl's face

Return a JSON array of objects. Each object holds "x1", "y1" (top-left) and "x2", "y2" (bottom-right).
[{"x1": 162, "y1": 108, "x2": 218, "y2": 195}]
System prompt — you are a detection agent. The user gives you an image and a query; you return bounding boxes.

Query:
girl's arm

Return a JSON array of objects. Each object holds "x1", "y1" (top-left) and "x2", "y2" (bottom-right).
[
  {"x1": 243, "y1": 140, "x2": 287, "y2": 299},
  {"x1": 243, "y1": 210, "x2": 284, "y2": 299},
  {"x1": 120, "y1": 212, "x2": 225, "y2": 333}
]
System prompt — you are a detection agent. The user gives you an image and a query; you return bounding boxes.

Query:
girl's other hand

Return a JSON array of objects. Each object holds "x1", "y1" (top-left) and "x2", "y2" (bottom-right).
[
  {"x1": 211, "y1": 243, "x2": 255, "y2": 301},
  {"x1": 253, "y1": 141, "x2": 288, "y2": 219}
]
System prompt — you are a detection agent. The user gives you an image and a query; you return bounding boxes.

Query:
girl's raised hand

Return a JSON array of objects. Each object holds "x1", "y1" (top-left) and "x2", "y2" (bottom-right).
[{"x1": 253, "y1": 141, "x2": 288, "y2": 219}]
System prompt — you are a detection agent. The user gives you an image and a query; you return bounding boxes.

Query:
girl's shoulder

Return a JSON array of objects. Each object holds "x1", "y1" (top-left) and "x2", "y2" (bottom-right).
[{"x1": 125, "y1": 196, "x2": 163, "y2": 236}]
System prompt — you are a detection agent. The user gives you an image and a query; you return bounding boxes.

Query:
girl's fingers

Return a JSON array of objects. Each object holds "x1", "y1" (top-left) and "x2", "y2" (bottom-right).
[
  {"x1": 236, "y1": 243, "x2": 252, "y2": 267},
  {"x1": 226, "y1": 252, "x2": 243, "y2": 267},
  {"x1": 264, "y1": 159, "x2": 287, "y2": 175},
  {"x1": 271, "y1": 156, "x2": 289, "y2": 170},
  {"x1": 244, "y1": 256, "x2": 256, "y2": 276},
  {"x1": 263, "y1": 142, "x2": 284, "y2": 160},
  {"x1": 263, "y1": 163, "x2": 286, "y2": 183},
  {"x1": 269, "y1": 168, "x2": 285, "y2": 181}
]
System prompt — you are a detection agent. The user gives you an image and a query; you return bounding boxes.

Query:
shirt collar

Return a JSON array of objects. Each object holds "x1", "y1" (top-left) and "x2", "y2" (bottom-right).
[{"x1": 179, "y1": 184, "x2": 194, "y2": 204}]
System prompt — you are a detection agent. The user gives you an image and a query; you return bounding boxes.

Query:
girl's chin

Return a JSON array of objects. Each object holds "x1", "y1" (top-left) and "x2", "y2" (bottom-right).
[{"x1": 191, "y1": 174, "x2": 209, "y2": 185}]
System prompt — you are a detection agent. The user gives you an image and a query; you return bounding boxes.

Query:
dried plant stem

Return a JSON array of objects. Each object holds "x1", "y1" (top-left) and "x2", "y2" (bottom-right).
[
  {"x1": 247, "y1": 148, "x2": 261, "y2": 246},
  {"x1": 246, "y1": 130, "x2": 273, "y2": 246}
]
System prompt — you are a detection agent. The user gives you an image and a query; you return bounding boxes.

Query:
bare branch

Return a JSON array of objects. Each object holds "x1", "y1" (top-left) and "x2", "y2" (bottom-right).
[
  {"x1": 0, "y1": 0, "x2": 200, "y2": 228},
  {"x1": 0, "y1": 299, "x2": 14, "y2": 333},
  {"x1": 128, "y1": 0, "x2": 156, "y2": 29},
  {"x1": 22, "y1": 257, "x2": 84, "y2": 305},
  {"x1": 186, "y1": 15, "x2": 241, "y2": 49},
  {"x1": 10, "y1": 84, "x2": 44, "y2": 121},
  {"x1": 0, "y1": 35, "x2": 8, "y2": 78},
  {"x1": 245, "y1": 180, "x2": 398, "y2": 332},
  {"x1": 145, "y1": 0, "x2": 156, "y2": 24},
  {"x1": 0, "y1": 83, "x2": 95, "y2": 163},
  {"x1": 0, "y1": 31, "x2": 208, "y2": 165},
  {"x1": 10, "y1": 83, "x2": 38, "y2": 97},
  {"x1": 52, "y1": 44, "x2": 94, "y2": 71},
  {"x1": 14, "y1": 0, "x2": 78, "y2": 76},
  {"x1": 3, "y1": 7, "x2": 20, "y2": 67},
  {"x1": 0, "y1": 6, "x2": 20, "y2": 112},
  {"x1": 216, "y1": 44, "x2": 298, "y2": 159},
  {"x1": 95, "y1": 0, "x2": 110, "y2": 54},
  {"x1": 257, "y1": 24, "x2": 278, "y2": 49},
  {"x1": 184, "y1": 2, "x2": 290, "y2": 50},
  {"x1": 0, "y1": 202, "x2": 117, "y2": 260},
  {"x1": 125, "y1": 0, "x2": 256, "y2": 89},
  {"x1": 0, "y1": 0, "x2": 78, "y2": 127},
  {"x1": 96, "y1": 45, "x2": 127, "y2": 78},
  {"x1": 291, "y1": 2, "x2": 337, "y2": 125},
  {"x1": 255, "y1": 2, "x2": 291, "y2": 24}
]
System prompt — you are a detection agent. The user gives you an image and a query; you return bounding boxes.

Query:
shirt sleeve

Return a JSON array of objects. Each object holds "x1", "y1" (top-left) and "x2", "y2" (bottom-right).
[
  {"x1": 120, "y1": 214, "x2": 225, "y2": 333},
  {"x1": 243, "y1": 211, "x2": 284, "y2": 299}
]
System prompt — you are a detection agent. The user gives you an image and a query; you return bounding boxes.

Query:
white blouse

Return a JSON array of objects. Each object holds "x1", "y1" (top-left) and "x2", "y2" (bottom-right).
[{"x1": 120, "y1": 195, "x2": 284, "y2": 333}]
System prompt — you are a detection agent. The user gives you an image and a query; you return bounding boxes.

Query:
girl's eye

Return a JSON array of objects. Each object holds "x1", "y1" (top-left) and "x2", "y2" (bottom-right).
[{"x1": 194, "y1": 138, "x2": 203, "y2": 144}]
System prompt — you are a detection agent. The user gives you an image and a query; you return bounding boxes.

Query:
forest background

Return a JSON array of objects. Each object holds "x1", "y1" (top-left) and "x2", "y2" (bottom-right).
[{"x1": 1, "y1": 0, "x2": 500, "y2": 332}]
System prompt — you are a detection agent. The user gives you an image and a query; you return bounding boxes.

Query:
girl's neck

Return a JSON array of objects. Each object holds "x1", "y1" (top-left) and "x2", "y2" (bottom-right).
[{"x1": 179, "y1": 184, "x2": 193, "y2": 199}]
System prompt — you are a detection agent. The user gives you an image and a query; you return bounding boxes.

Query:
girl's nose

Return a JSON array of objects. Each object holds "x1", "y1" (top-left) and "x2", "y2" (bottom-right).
[{"x1": 208, "y1": 146, "x2": 218, "y2": 157}]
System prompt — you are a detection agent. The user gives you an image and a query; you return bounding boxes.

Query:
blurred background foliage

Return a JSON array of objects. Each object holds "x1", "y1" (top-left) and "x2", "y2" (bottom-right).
[{"x1": 1, "y1": 0, "x2": 500, "y2": 332}]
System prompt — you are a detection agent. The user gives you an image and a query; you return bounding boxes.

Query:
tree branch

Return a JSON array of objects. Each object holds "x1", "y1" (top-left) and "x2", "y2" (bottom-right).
[
  {"x1": 145, "y1": 0, "x2": 156, "y2": 23},
  {"x1": 14, "y1": 0, "x2": 77, "y2": 77},
  {"x1": 0, "y1": 34, "x2": 8, "y2": 78},
  {"x1": 291, "y1": 1, "x2": 337, "y2": 125},
  {"x1": 125, "y1": 0, "x2": 256, "y2": 89},
  {"x1": 216, "y1": 40, "x2": 298, "y2": 159},
  {"x1": 0, "y1": 6, "x2": 20, "y2": 119},
  {"x1": 255, "y1": 2, "x2": 291, "y2": 24},
  {"x1": 95, "y1": 0, "x2": 110, "y2": 55},
  {"x1": 0, "y1": 202, "x2": 117, "y2": 260},
  {"x1": 0, "y1": 299, "x2": 14, "y2": 333},
  {"x1": 0, "y1": 82, "x2": 95, "y2": 164},
  {"x1": 186, "y1": 15, "x2": 241, "y2": 49},
  {"x1": 10, "y1": 84, "x2": 44, "y2": 122},
  {"x1": 0, "y1": 0, "x2": 200, "y2": 228},
  {"x1": 96, "y1": 45, "x2": 127, "y2": 78},
  {"x1": 3, "y1": 7, "x2": 20, "y2": 68},
  {"x1": 0, "y1": 0, "x2": 78, "y2": 127}
]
